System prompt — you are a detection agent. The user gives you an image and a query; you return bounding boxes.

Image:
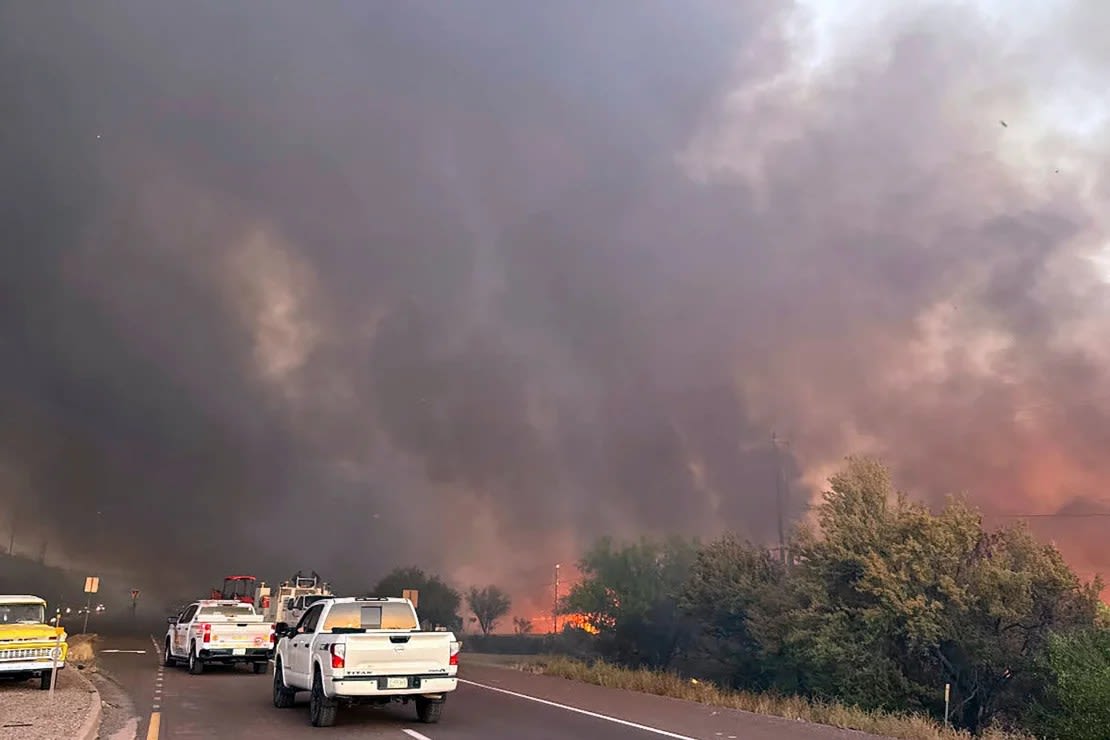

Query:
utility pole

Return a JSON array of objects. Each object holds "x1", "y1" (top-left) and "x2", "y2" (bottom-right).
[
  {"x1": 553, "y1": 564, "x2": 561, "y2": 634},
  {"x1": 772, "y1": 433, "x2": 788, "y2": 565}
]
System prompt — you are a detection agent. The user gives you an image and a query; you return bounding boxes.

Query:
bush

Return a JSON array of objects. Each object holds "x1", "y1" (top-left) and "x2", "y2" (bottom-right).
[
  {"x1": 462, "y1": 629, "x2": 598, "y2": 660},
  {"x1": 521, "y1": 655, "x2": 1031, "y2": 740},
  {"x1": 1030, "y1": 627, "x2": 1110, "y2": 739}
]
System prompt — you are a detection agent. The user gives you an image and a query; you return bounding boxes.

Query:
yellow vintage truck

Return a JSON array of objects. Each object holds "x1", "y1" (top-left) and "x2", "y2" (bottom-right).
[{"x1": 0, "y1": 595, "x2": 67, "y2": 689}]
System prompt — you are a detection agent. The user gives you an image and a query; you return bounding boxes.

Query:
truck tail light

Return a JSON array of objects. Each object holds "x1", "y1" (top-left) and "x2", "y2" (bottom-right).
[
  {"x1": 269, "y1": 626, "x2": 276, "y2": 645},
  {"x1": 330, "y1": 643, "x2": 345, "y2": 669},
  {"x1": 449, "y1": 641, "x2": 460, "y2": 666},
  {"x1": 202, "y1": 623, "x2": 211, "y2": 643}
]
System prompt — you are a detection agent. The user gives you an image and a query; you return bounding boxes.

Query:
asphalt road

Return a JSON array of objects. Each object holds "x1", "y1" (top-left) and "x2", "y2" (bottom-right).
[{"x1": 92, "y1": 632, "x2": 888, "y2": 740}]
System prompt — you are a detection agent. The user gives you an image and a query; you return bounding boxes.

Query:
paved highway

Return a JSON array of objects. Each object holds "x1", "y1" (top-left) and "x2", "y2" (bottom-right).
[{"x1": 91, "y1": 632, "x2": 887, "y2": 740}]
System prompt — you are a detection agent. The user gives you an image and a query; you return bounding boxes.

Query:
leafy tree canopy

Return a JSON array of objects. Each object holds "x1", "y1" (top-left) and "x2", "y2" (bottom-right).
[
  {"x1": 466, "y1": 585, "x2": 511, "y2": 636},
  {"x1": 371, "y1": 566, "x2": 462, "y2": 631},
  {"x1": 784, "y1": 458, "x2": 1100, "y2": 730},
  {"x1": 1032, "y1": 627, "x2": 1110, "y2": 739},
  {"x1": 562, "y1": 535, "x2": 698, "y2": 668}
]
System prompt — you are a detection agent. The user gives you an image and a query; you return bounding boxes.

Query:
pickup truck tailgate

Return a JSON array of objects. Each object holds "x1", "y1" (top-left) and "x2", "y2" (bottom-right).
[
  {"x1": 345, "y1": 633, "x2": 451, "y2": 675},
  {"x1": 206, "y1": 623, "x2": 271, "y2": 649}
]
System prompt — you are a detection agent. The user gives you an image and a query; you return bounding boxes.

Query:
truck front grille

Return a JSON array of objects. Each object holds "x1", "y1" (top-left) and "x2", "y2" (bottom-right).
[{"x1": 0, "y1": 647, "x2": 59, "y2": 661}]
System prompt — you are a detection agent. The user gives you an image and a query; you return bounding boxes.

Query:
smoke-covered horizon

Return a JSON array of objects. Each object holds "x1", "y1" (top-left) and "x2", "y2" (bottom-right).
[{"x1": 2, "y1": 1, "x2": 1109, "y2": 609}]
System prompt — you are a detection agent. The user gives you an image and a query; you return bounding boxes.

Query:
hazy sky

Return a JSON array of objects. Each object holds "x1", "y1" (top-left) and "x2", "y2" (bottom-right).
[{"x1": 2, "y1": 1, "x2": 1108, "y2": 611}]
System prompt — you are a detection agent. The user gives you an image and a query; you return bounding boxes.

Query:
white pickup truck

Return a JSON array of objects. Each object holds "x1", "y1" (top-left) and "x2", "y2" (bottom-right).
[
  {"x1": 164, "y1": 600, "x2": 274, "y2": 674},
  {"x1": 272, "y1": 597, "x2": 460, "y2": 727}
]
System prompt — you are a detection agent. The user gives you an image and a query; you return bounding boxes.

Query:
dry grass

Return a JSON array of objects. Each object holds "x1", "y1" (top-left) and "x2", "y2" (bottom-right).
[
  {"x1": 463, "y1": 652, "x2": 539, "y2": 667},
  {"x1": 510, "y1": 656, "x2": 1032, "y2": 740},
  {"x1": 65, "y1": 633, "x2": 98, "y2": 667}
]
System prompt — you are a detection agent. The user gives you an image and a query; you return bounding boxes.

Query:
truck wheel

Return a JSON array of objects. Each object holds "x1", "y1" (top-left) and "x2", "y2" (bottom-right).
[
  {"x1": 38, "y1": 670, "x2": 53, "y2": 690},
  {"x1": 415, "y1": 697, "x2": 443, "y2": 724},
  {"x1": 272, "y1": 660, "x2": 296, "y2": 708},
  {"x1": 252, "y1": 661, "x2": 267, "y2": 674},
  {"x1": 309, "y1": 668, "x2": 337, "y2": 727},
  {"x1": 163, "y1": 639, "x2": 176, "y2": 668},
  {"x1": 188, "y1": 643, "x2": 204, "y2": 675}
]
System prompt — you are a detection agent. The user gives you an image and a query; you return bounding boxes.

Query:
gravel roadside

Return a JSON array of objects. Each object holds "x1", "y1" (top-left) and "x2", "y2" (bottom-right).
[{"x1": 0, "y1": 668, "x2": 97, "y2": 740}]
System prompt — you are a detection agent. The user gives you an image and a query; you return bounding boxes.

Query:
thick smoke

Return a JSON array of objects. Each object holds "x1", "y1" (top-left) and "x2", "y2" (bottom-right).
[{"x1": 1, "y1": 1, "x2": 1108, "y2": 607}]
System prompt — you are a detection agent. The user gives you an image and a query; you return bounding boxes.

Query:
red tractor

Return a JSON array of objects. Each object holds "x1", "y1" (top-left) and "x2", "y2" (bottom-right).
[{"x1": 210, "y1": 575, "x2": 257, "y2": 605}]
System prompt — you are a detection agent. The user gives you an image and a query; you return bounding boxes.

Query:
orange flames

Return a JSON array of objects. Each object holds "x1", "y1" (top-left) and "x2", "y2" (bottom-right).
[
  {"x1": 527, "y1": 612, "x2": 601, "y2": 635},
  {"x1": 561, "y1": 613, "x2": 601, "y2": 634}
]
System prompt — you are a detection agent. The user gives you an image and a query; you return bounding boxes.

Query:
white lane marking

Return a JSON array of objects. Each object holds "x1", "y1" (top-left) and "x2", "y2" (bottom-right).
[
  {"x1": 459, "y1": 680, "x2": 700, "y2": 740},
  {"x1": 402, "y1": 731, "x2": 433, "y2": 740},
  {"x1": 101, "y1": 649, "x2": 147, "y2": 654},
  {"x1": 146, "y1": 634, "x2": 166, "y2": 736}
]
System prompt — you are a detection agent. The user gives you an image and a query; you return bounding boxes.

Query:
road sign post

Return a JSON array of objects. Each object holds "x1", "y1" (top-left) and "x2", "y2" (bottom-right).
[
  {"x1": 82, "y1": 577, "x2": 99, "y2": 634},
  {"x1": 48, "y1": 609, "x2": 62, "y2": 700},
  {"x1": 944, "y1": 683, "x2": 951, "y2": 728}
]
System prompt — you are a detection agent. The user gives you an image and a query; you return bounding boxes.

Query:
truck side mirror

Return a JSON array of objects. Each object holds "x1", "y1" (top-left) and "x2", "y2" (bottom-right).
[
  {"x1": 167, "y1": 616, "x2": 177, "y2": 624},
  {"x1": 275, "y1": 622, "x2": 290, "y2": 637}
]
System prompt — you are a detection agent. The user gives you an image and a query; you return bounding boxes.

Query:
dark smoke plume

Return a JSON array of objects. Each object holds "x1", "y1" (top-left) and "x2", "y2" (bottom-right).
[{"x1": 2, "y1": 1, "x2": 1108, "y2": 608}]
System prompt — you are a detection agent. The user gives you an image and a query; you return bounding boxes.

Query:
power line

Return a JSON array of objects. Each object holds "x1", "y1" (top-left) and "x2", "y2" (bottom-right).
[{"x1": 993, "y1": 512, "x2": 1110, "y2": 518}]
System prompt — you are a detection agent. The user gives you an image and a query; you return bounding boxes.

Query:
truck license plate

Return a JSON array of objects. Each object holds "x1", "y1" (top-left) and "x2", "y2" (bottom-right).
[
  {"x1": 386, "y1": 677, "x2": 408, "y2": 689},
  {"x1": 232, "y1": 648, "x2": 246, "y2": 656}
]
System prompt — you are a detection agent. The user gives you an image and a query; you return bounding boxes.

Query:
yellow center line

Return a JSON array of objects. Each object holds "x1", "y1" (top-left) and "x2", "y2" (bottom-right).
[{"x1": 146, "y1": 711, "x2": 161, "y2": 740}]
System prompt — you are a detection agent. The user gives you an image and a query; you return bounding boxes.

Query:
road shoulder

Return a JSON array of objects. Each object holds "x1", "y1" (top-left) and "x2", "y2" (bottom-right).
[
  {"x1": 73, "y1": 668, "x2": 103, "y2": 740},
  {"x1": 459, "y1": 662, "x2": 890, "y2": 740},
  {"x1": 0, "y1": 667, "x2": 98, "y2": 740}
]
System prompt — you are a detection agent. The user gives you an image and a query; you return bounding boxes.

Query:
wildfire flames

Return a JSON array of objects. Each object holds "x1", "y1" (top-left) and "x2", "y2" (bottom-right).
[
  {"x1": 562, "y1": 613, "x2": 601, "y2": 634},
  {"x1": 527, "y1": 613, "x2": 601, "y2": 635}
]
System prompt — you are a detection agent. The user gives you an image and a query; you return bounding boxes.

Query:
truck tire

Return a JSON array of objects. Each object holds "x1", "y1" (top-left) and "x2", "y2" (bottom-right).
[
  {"x1": 415, "y1": 697, "x2": 443, "y2": 724},
  {"x1": 272, "y1": 660, "x2": 296, "y2": 708},
  {"x1": 188, "y1": 643, "x2": 204, "y2": 675},
  {"x1": 38, "y1": 670, "x2": 53, "y2": 690},
  {"x1": 252, "y1": 661, "x2": 268, "y2": 674},
  {"x1": 163, "y1": 639, "x2": 176, "y2": 667},
  {"x1": 309, "y1": 668, "x2": 337, "y2": 727}
]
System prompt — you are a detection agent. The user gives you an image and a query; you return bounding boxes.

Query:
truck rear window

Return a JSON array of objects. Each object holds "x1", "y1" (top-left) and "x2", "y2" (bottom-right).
[
  {"x1": 322, "y1": 603, "x2": 417, "y2": 631},
  {"x1": 198, "y1": 605, "x2": 257, "y2": 619}
]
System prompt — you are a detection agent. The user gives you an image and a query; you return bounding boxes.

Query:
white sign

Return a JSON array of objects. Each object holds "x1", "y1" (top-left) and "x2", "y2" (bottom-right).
[{"x1": 84, "y1": 577, "x2": 99, "y2": 594}]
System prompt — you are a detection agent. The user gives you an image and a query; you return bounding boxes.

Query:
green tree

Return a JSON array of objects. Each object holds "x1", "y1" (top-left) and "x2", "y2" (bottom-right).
[
  {"x1": 466, "y1": 585, "x2": 511, "y2": 636},
  {"x1": 679, "y1": 535, "x2": 789, "y2": 690},
  {"x1": 371, "y1": 567, "x2": 462, "y2": 631},
  {"x1": 562, "y1": 536, "x2": 698, "y2": 669},
  {"x1": 1031, "y1": 627, "x2": 1110, "y2": 739},
  {"x1": 780, "y1": 457, "x2": 1100, "y2": 732}
]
